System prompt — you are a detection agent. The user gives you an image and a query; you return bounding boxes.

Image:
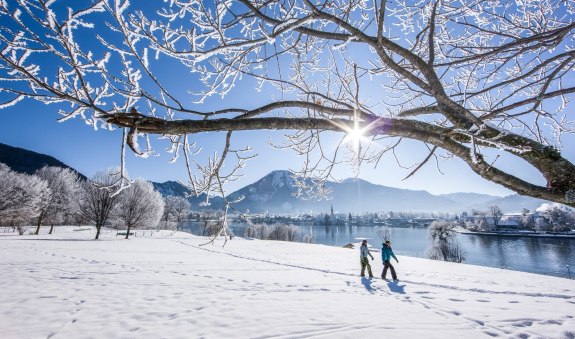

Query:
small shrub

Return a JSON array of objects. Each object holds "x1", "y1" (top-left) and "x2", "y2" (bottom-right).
[
  {"x1": 244, "y1": 224, "x2": 269, "y2": 240},
  {"x1": 303, "y1": 233, "x2": 315, "y2": 244},
  {"x1": 17, "y1": 225, "x2": 27, "y2": 235},
  {"x1": 205, "y1": 221, "x2": 231, "y2": 237},
  {"x1": 268, "y1": 224, "x2": 300, "y2": 241}
]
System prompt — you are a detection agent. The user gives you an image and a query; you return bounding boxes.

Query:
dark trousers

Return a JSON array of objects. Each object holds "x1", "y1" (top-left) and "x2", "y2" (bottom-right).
[
  {"x1": 360, "y1": 257, "x2": 373, "y2": 277},
  {"x1": 382, "y1": 260, "x2": 397, "y2": 280}
]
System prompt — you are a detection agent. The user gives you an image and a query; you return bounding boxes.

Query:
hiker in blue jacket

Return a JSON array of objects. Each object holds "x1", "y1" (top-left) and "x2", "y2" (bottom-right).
[
  {"x1": 360, "y1": 239, "x2": 374, "y2": 278},
  {"x1": 381, "y1": 240, "x2": 399, "y2": 281}
]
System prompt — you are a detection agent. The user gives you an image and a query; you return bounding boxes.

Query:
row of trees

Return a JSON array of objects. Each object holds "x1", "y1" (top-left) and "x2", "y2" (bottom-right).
[
  {"x1": 0, "y1": 163, "x2": 77, "y2": 233},
  {"x1": 0, "y1": 164, "x2": 191, "y2": 239},
  {"x1": 244, "y1": 223, "x2": 315, "y2": 243},
  {"x1": 462, "y1": 206, "x2": 575, "y2": 233}
]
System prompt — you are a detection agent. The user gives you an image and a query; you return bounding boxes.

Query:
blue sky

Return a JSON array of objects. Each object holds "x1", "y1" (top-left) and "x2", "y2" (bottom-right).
[
  {"x1": 2, "y1": 96, "x2": 559, "y2": 197},
  {"x1": 1, "y1": 1, "x2": 573, "y2": 198}
]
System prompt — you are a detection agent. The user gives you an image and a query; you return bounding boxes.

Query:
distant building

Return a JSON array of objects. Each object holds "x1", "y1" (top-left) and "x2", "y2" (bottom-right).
[{"x1": 498, "y1": 213, "x2": 522, "y2": 229}]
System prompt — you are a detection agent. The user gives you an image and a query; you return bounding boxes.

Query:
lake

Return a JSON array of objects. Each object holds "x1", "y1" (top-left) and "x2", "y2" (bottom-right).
[{"x1": 181, "y1": 222, "x2": 575, "y2": 279}]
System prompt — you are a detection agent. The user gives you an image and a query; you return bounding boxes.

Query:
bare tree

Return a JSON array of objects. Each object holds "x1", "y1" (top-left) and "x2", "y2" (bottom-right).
[
  {"x1": 172, "y1": 196, "x2": 191, "y2": 223},
  {"x1": 116, "y1": 180, "x2": 164, "y2": 239},
  {"x1": 162, "y1": 195, "x2": 190, "y2": 229},
  {"x1": 284, "y1": 225, "x2": 300, "y2": 242},
  {"x1": 0, "y1": 163, "x2": 50, "y2": 226},
  {"x1": 426, "y1": 241, "x2": 466, "y2": 264},
  {"x1": 34, "y1": 166, "x2": 81, "y2": 235},
  {"x1": 1, "y1": 1, "x2": 575, "y2": 209},
  {"x1": 203, "y1": 219, "x2": 233, "y2": 238},
  {"x1": 161, "y1": 196, "x2": 177, "y2": 227},
  {"x1": 303, "y1": 233, "x2": 315, "y2": 244},
  {"x1": 376, "y1": 226, "x2": 392, "y2": 243},
  {"x1": 76, "y1": 169, "x2": 122, "y2": 240},
  {"x1": 489, "y1": 205, "x2": 503, "y2": 230},
  {"x1": 199, "y1": 210, "x2": 224, "y2": 236}
]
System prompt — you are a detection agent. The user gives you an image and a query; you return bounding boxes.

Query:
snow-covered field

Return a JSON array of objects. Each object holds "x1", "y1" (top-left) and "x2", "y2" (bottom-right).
[{"x1": 1, "y1": 227, "x2": 574, "y2": 338}]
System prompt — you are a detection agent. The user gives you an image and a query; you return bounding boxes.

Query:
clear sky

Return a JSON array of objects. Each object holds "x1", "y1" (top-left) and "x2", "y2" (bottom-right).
[{"x1": 1, "y1": 1, "x2": 573, "y2": 198}]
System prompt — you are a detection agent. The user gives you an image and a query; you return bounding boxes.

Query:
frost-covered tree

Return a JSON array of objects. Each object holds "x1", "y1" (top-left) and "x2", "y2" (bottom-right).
[
  {"x1": 162, "y1": 195, "x2": 190, "y2": 229},
  {"x1": 244, "y1": 224, "x2": 270, "y2": 240},
  {"x1": 535, "y1": 217, "x2": 551, "y2": 232},
  {"x1": 2, "y1": 1, "x2": 575, "y2": 208},
  {"x1": 268, "y1": 224, "x2": 300, "y2": 241},
  {"x1": 520, "y1": 209, "x2": 535, "y2": 231},
  {"x1": 34, "y1": 166, "x2": 81, "y2": 235},
  {"x1": 427, "y1": 220, "x2": 465, "y2": 263},
  {"x1": 171, "y1": 196, "x2": 191, "y2": 223},
  {"x1": 203, "y1": 220, "x2": 232, "y2": 238},
  {"x1": 199, "y1": 209, "x2": 224, "y2": 236},
  {"x1": 467, "y1": 209, "x2": 494, "y2": 232},
  {"x1": 162, "y1": 196, "x2": 176, "y2": 225},
  {"x1": 546, "y1": 207, "x2": 575, "y2": 233},
  {"x1": 115, "y1": 180, "x2": 164, "y2": 239},
  {"x1": 76, "y1": 169, "x2": 122, "y2": 240},
  {"x1": 0, "y1": 163, "x2": 50, "y2": 226}
]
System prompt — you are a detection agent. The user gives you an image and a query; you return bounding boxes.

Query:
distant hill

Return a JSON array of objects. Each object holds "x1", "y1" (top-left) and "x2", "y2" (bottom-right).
[
  {"x1": 440, "y1": 192, "x2": 499, "y2": 206},
  {"x1": 1, "y1": 143, "x2": 557, "y2": 214},
  {"x1": 227, "y1": 170, "x2": 466, "y2": 214},
  {"x1": 151, "y1": 180, "x2": 191, "y2": 197},
  {"x1": 470, "y1": 194, "x2": 551, "y2": 212},
  {"x1": 0, "y1": 143, "x2": 86, "y2": 180},
  {"x1": 151, "y1": 181, "x2": 224, "y2": 210}
]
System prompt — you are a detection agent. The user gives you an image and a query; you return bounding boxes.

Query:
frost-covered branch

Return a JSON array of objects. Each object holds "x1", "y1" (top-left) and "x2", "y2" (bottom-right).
[{"x1": 1, "y1": 0, "x2": 575, "y2": 207}]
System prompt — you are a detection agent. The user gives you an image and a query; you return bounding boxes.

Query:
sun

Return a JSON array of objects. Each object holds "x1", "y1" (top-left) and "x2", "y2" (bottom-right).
[
  {"x1": 343, "y1": 120, "x2": 369, "y2": 147},
  {"x1": 345, "y1": 126, "x2": 364, "y2": 143},
  {"x1": 335, "y1": 109, "x2": 373, "y2": 151}
]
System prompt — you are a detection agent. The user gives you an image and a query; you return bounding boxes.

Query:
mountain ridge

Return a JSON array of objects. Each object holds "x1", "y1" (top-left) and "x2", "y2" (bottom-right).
[
  {"x1": 0, "y1": 143, "x2": 86, "y2": 180},
  {"x1": 1, "y1": 143, "x2": 553, "y2": 213}
]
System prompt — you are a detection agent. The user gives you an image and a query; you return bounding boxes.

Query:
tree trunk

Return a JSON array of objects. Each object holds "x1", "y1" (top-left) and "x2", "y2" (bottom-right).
[
  {"x1": 34, "y1": 216, "x2": 43, "y2": 235},
  {"x1": 49, "y1": 224, "x2": 54, "y2": 234},
  {"x1": 125, "y1": 224, "x2": 132, "y2": 239},
  {"x1": 95, "y1": 225, "x2": 101, "y2": 240}
]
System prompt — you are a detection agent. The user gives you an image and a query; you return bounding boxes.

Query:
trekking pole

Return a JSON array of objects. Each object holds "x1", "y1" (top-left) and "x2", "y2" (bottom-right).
[{"x1": 567, "y1": 264, "x2": 572, "y2": 279}]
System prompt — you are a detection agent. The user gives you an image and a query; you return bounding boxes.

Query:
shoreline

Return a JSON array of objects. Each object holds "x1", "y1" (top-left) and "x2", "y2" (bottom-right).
[{"x1": 458, "y1": 230, "x2": 575, "y2": 239}]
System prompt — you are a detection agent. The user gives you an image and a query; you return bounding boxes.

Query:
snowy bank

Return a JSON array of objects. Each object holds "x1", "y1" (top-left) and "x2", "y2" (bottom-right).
[{"x1": 1, "y1": 226, "x2": 574, "y2": 338}]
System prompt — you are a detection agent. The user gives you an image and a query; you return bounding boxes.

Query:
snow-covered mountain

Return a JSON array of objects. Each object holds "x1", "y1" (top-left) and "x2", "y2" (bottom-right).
[
  {"x1": 227, "y1": 170, "x2": 470, "y2": 214},
  {"x1": 0, "y1": 143, "x2": 556, "y2": 213},
  {"x1": 439, "y1": 192, "x2": 497, "y2": 206}
]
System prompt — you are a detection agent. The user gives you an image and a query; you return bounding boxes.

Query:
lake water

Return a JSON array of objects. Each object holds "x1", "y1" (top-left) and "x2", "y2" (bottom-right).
[{"x1": 181, "y1": 222, "x2": 575, "y2": 279}]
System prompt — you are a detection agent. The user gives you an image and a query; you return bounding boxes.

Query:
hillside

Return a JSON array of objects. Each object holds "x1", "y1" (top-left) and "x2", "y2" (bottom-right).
[{"x1": 0, "y1": 142, "x2": 86, "y2": 179}]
